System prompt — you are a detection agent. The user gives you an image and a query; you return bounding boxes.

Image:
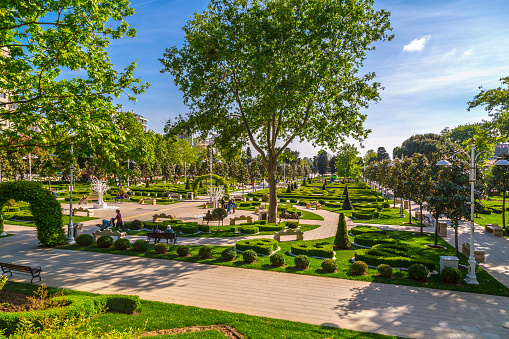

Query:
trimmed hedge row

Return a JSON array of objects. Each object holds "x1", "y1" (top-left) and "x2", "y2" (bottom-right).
[
  {"x1": 349, "y1": 226, "x2": 386, "y2": 236},
  {"x1": 355, "y1": 243, "x2": 435, "y2": 271},
  {"x1": 353, "y1": 233, "x2": 396, "y2": 247},
  {"x1": 291, "y1": 242, "x2": 334, "y2": 258},
  {"x1": 236, "y1": 239, "x2": 278, "y2": 255}
]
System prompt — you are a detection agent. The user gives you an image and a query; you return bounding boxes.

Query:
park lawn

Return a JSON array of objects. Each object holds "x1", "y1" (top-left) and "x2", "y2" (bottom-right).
[
  {"x1": 4, "y1": 215, "x2": 98, "y2": 227},
  {"x1": 3, "y1": 281, "x2": 398, "y2": 339},
  {"x1": 471, "y1": 213, "x2": 509, "y2": 238},
  {"x1": 125, "y1": 223, "x2": 321, "y2": 237},
  {"x1": 61, "y1": 229, "x2": 509, "y2": 297}
]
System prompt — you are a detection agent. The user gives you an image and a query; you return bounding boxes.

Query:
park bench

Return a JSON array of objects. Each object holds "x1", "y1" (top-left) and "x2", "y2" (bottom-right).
[
  {"x1": 229, "y1": 215, "x2": 253, "y2": 225},
  {"x1": 0, "y1": 262, "x2": 42, "y2": 284},
  {"x1": 306, "y1": 202, "x2": 321, "y2": 210},
  {"x1": 153, "y1": 213, "x2": 174, "y2": 222},
  {"x1": 279, "y1": 210, "x2": 300, "y2": 223},
  {"x1": 485, "y1": 223, "x2": 504, "y2": 237},
  {"x1": 254, "y1": 206, "x2": 267, "y2": 214},
  {"x1": 274, "y1": 229, "x2": 304, "y2": 242},
  {"x1": 88, "y1": 192, "x2": 99, "y2": 203},
  {"x1": 202, "y1": 215, "x2": 222, "y2": 225},
  {"x1": 140, "y1": 198, "x2": 156, "y2": 205},
  {"x1": 146, "y1": 232, "x2": 177, "y2": 244},
  {"x1": 461, "y1": 241, "x2": 485, "y2": 263},
  {"x1": 169, "y1": 193, "x2": 182, "y2": 200},
  {"x1": 72, "y1": 207, "x2": 94, "y2": 217},
  {"x1": 93, "y1": 229, "x2": 126, "y2": 242},
  {"x1": 233, "y1": 195, "x2": 245, "y2": 202}
]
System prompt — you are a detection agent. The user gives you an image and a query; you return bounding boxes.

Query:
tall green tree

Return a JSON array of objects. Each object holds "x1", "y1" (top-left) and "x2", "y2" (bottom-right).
[
  {"x1": 0, "y1": 0, "x2": 148, "y2": 160},
  {"x1": 335, "y1": 144, "x2": 362, "y2": 181},
  {"x1": 161, "y1": 0, "x2": 392, "y2": 222},
  {"x1": 316, "y1": 151, "x2": 330, "y2": 176},
  {"x1": 393, "y1": 134, "x2": 457, "y2": 160},
  {"x1": 490, "y1": 153, "x2": 509, "y2": 229}
]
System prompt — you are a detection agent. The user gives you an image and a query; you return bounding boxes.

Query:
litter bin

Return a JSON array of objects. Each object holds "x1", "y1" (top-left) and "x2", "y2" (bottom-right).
[
  {"x1": 259, "y1": 211, "x2": 268, "y2": 221},
  {"x1": 73, "y1": 223, "x2": 84, "y2": 238},
  {"x1": 187, "y1": 192, "x2": 194, "y2": 200}
]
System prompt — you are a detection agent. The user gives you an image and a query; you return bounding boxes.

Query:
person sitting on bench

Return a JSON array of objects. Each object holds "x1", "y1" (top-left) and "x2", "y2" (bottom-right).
[
  {"x1": 164, "y1": 225, "x2": 176, "y2": 244},
  {"x1": 111, "y1": 209, "x2": 126, "y2": 232},
  {"x1": 152, "y1": 225, "x2": 161, "y2": 243}
]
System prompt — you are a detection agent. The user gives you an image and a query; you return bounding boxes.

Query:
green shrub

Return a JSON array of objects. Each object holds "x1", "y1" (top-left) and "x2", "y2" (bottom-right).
[
  {"x1": 240, "y1": 226, "x2": 259, "y2": 234},
  {"x1": 351, "y1": 261, "x2": 368, "y2": 275},
  {"x1": 279, "y1": 198, "x2": 287, "y2": 203},
  {"x1": 334, "y1": 212, "x2": 351, "y2": 249},
  {"x1": 177, "y1": 245, "x2": 190, "y2": 256},
  {"x1": 199, "y1": 246, "x2": 213, "y2": 259},
  {"x1": 289, "y1": 198, "x2": 297, "y2": 203},
  {"x1": 181, "y1": 224, "x2": 199, "y2": 234},
  {"x1": 350, "y1": 226, "x2": 386, "y2": 235},
  {"x1": 133, "y1": 240, "x2": 149, "y2": 253},
  {"x1": 318, "y1": 199, "x2": 325, "y2": 205},
  {"x1": 321, "y1": 259, "x2": 337, "y2": 273},
  {"x1": 198, "y1": 224, "x2": 210, "y2": 232},
  {"x1": 236, "y1": 238, "x2": 278, "y2": 255},
  {"x1": 129, "y1": 220, "x2": 143, "y2": 230},
  {"x1": 251, "y1": 201, "x2": 261, "y2": 207},
  {"x1": 408, "y1": 264, "x2": 430, "y2": 281},
  {"x1": 97, "y1": 235, "x2": 113, "y2": 248},
  {"x1": 257, "y1": 223, "x2": 285, "y2": 232},
  {"x1": 221, "y1": 248, "x2": 237, "y2": 261},
  {"x1": 353, "y1": 233, "x2": 396, "y2": 247},
  {"x1": 287, "y1": 221, "x2": 298, "y2": 229},
  {"x1": 442, "y1": 267, "x2": 462, "y2": 284},
  {"x1": 291, "y1": 242, "x2": 334, "y2": 258},
  {"x1": 155, "y1": 243, "x2": 169, "y2": 254},
  {"x1": 261, "y1": 193, "x2": 269, "y2": 202},
  {"x1": 238, "y1": 201, "x2": 252, "y2": 207},
  {"x1": 294, "y1": 255, "x2": 310, "y2": 269},
  {"x1": 102, "y1": 294, "x2": 140, "y2": 314},
  {"x1": 114, "y1": 238, "x2": 131, "y2": 250},
  {"x1": 76, "y1": 234, "x2": 93, "y2": 246},
  {"x1": 355, "y1": 243, "x2": 435, "y2": 271},
  {"x1": 243, "y1": 249, "x2": 258, "y2": 263},
  {"x1": 253, "y1": 196, "x2": 259, "y2": 201},
  {"x1": 258, "y1": 220, "x2": 266, "y2": 224},
  {"x1": 212, "y1": 208, "x2": 228, "y2": 221},
  {"x1": 378, "y1": 264, "x2": 393, "y2": 278},
  {"x1": 270, "y1": 252, "x2": 285, "y2": 267}
]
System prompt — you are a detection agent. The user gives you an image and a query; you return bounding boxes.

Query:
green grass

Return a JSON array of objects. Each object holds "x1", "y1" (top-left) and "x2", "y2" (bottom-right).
[
  {"x1": 0, "y1": 233, "x2": 14, "y2": 239},
  {"x1": 60, "y1": 229, "x2": 509, "y2": 297},
  {"x1": 125, "y1": 224, "x2": 320, "y2": 237},
  {"x1": 3, "y1": 281, "x2": 399, "y2": 339},
  {"x1": 4, "y1": 215, "x2": 98, "y2": 227}
]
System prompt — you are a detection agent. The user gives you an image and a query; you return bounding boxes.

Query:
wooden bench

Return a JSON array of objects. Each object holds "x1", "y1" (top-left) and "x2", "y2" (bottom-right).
[
  {"x1": 229, "y1": 215, "x2": 253, "y2": 225},
  {"x1": 485, "y1": 223, "x2": 504, "y2": 237},
  {"x1": 279, "y1": 210, "x2": 300, "y2": 223},
  {"x1": 202, "y1": 215, "x2": 221, "y2": 225},
  {"x1": 234, "y1": 195, "x2": 245, "y2": 202},
  {"x1": 72, "y1": 207, "x2": 94, "y2": 217},
  {"x1": 146, "y1": 232, "x2": 177, "y2": 244},
  {"x1": 274, "y1": 229, "x2": 304, "y2": 242},
  {"x1": 140, "y1": 198, "x2": 156, "y2": 205},
  {"x1": 306, "y1": 202, "x2": 321, "y2": 210},
  {"x1": 0, "y1": 262, "x2": 42, "y2": 284},
  {"x1": 169, "y1": 193, "x2": 182, "y2": 199},
  {"x1": 461, "y1": 241, "x2": 485, "y2": 263},
  {"x1": 254, "y1": 206, "x2": 267, "y2": 214}
]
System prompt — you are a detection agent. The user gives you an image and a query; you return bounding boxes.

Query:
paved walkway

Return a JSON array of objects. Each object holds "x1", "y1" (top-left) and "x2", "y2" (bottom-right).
[{"x1": 1, "y1": 198, "x2": 509, "y2": 338}]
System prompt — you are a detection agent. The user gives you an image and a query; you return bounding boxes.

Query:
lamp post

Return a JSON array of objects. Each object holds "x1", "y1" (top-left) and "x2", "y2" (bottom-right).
[
  {"x1": 437, "y1": 139, "x2": 508, "y2": 285},
  {"x1": 22, "y1": 153, "x2": 38, "y2": 181},
  {"x1": 66, "y1": 142, "x2": 75, "y2": 245}
]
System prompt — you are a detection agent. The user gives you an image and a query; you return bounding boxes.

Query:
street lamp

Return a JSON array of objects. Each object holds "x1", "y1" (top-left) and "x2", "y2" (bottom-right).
[
  {"x1": 21, "y1": 153, "x2": 38, "y2": 181},
  {"x1": 437, "y1": 139, "x2": 508, "y2": 285},
  {"x1": 66, "y1": 142, "x2": 76, "y2": 245}
]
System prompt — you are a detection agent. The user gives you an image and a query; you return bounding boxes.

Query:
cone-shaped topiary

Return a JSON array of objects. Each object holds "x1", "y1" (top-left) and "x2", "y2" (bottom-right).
[
  {"x1": 286, "y1": 185, "x2": 292, "y2": 193},
  {"x1": 342, "y1": 188, "x2": 353, "y2": 210},
  {"x1": 302, "y1": 178, "x2": 307, "y2": 186},
  {"x1": 343, "y1": 185, "x2": 348, "y2": 195},
  {"x1": 185, "y1": 178, "x2": 190, "y2": 189},
  {"x1": 308, "y1": 177, "x2": 311, "y2": 184},
  {"x1": 199, "y1": 181, "x2": 203, "y2": 188},
  {"x1": 334, "y1": 213, "x2": 351, "y2": 249},
  {"x1": 322, "y1": 182, "x2": 326, "y2": 190}
]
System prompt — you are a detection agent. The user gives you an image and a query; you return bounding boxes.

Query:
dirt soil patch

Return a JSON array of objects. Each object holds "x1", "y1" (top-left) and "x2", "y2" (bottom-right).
[
  {"x1": 140, "y1": 324, "x2": 244, "y2": 338},
  {"x1": 0, "y1": 291, "x2": 32, "y2": 312}
]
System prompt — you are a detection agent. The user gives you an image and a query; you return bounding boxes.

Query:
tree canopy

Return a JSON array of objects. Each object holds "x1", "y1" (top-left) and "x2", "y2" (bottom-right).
[{"x1": 392, "y1": 133, "x2": 457, "y2": 159}]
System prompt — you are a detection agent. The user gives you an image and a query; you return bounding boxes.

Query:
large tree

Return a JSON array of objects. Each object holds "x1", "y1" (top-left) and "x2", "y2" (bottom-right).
[
  {"x1": 335, "y1": 144, "x2": 362, "y2": 180},
  {"x1": 392, "y1": 134, "x2": 457, "y2": 159},
  {"x1": 490, "y1": 153, "x2": 509, "y2": 229},
  {"x1": 0, "y1": 0, "x2": 148, "y2": 161},
  {"x1": 316, "y1": 150, "x2": 329, "y2": 176},
  {"x1": 161, "y1": 0, "x2": 392, "y2": 222}
]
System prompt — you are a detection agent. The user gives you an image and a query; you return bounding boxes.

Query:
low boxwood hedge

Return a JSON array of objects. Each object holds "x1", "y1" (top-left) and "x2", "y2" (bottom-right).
[
  {"x1": 355, "y1": 243, "x2": 435, "y2": 271},
  {"x1": 353, "y1": 233, "x2": 396, "y2": 247},
  {"x1": 240, "y1": 226, "x2": 259, "y2": 234},
  {"x1": 291, "y1": 242, "x2": 334, "y2": 258},
  {"x1": 349, "y1": 226, "x2": 386, "y2": 236},
  {"x1": 236, "y1": 238, "x2": 278, "y2": 255},
  {"x1": 181, "y1": 224, "x2": 199, "y2": 234},
  {"x1": 257, "y1": 223, "x2": 285, "y2": 232}
]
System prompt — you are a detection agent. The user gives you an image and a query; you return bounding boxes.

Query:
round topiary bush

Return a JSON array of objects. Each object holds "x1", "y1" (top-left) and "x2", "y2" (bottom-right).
[
  {"x1": 351, "y1": 261, "x2": 368, "y2": 275},
  {"x1": 221, "y1": 248, "x2": 237, "y2": 261},
  {"x1": 211, "y1": 208, "x2": 227, "y2": 221},
  {"x1": 377, "y1": 264, "x2": 393, "y2": 278},
  {"x1": 129, "y1": 219, "x2": 143, "y2": 230},
  {"x1": 97, "y1": 235, "x2": 114, "y2": 248},
  {"x1": 243, "y1": 249, "x2": 258, "y2": 263},
  {"x1": 261, "y1": 193, "x2": 269, "y2": 202},
  {"x1": 294, "y1": 255, "x2": 310, "y2": 269},
  {"x1": 155, "y1": 243, "x2": 169, "y2": 254},
  {"x1": 177, "y1": 245, "x2": 190, "y2": 257},
  {"x1": 270, "y1": 252, "x2": 285, "y2": 267},
  {"x1": 199, "y1": 246, "x2": 213, "y2": 259},
  {"x1": 114, "y1": 238, "x2": 131, "y2": 250},
  {"x1": 76, "y1": 234, "x2": 93, "y2": 246},
  {"x1": 321, "y1": 258, "x2": 337, "y2": 273},
  {"x1": 133, "y1": 240, "x2": 149, "y2": 253},
  {"x1": 442, "y1": 266, "x2": 462, "y2": 284},
  {"x1": 408, "y1": 263, "x2": 430, "y2": 281},
  {"x1": 287, "y1": 221, "x2": 298, "y2": 229}
]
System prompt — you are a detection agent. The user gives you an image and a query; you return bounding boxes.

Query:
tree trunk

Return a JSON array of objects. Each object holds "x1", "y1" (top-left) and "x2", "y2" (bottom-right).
[
  {"x1": 503, "y1": 191, "x2": 506, "y2": 229},
  {"x1": 434, "y1": 212, "x2": 439, "y2": 247},
  {"x1": 454, "y1": 220, "x2": 459, "y2": 258},
  {"x1": 408, "y1": 200, "x2": 412, "y2": 224},
  {"x1": 267, "y1": 159, "x2": 278, "y2": 223},
  {"x1": 419, "y1": 205, "x2": 423, "y2": 235}
]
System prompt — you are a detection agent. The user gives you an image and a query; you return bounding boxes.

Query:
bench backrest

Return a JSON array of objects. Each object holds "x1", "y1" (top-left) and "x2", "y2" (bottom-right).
[
  {"x1": 147, "y1": 232, "x2": 175, "y2": 239},
  {"x1": 0, "y1": 262, "x2": 39, "y2": 273}
]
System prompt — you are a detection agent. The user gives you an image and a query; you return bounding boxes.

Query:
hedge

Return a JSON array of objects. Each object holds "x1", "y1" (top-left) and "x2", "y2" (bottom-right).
[
  {"x1": 291, "y1": 242, "x2": 334, "y2": 258},
  {"x1": 355, "y1": 244, "x2": 435, "y2": 271},
  {"x1": 353, "y1": 233, "x2": 397, "y2": 247},
  {"x1": 181, "y1": 224, "x2": 199, "y2": 234},
  {"x1": 257, "y1": 223, "x2": 285, "y2": 232},
  {"x1": 198, "y1": 224, "x2": 210, "y2": 232},
  {"x1": 349, "y1": 226, "x2": 386, "y2": 236},
  {"x1": 0, "y1": 181, "x2": 66, "y2": 246},
  {"x1": 236, "y1": 239, "x2": 278, "y2": 255},
  {"x1": 240, "y1": 226, "x2": 259, "y2": 234}
]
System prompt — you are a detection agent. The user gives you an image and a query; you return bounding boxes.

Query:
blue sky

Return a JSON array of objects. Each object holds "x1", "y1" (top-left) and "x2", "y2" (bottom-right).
[{"x1": 110, "y1": 0, "x2": 509, "y2": 159}]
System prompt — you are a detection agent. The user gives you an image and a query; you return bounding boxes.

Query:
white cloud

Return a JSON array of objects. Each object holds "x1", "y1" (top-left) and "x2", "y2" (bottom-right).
[
  {"x1": 403, "y1": 35, "x2": 431, "y2": 52},
  {"x1": 463, "y1": 49, "x2": 474, "y2": 56}
]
